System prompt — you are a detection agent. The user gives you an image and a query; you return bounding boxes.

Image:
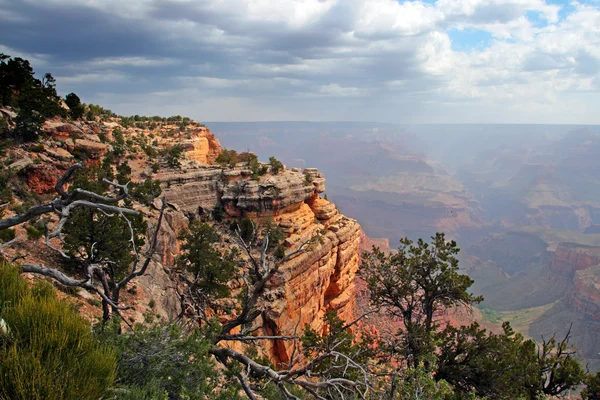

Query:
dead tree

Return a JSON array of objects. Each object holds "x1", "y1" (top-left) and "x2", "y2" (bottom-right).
[
  {"x1": 0, "y1": 163, "x2": 166, "y2": 323},
  {"x1": 179, "y1": 218, "x2": 375, "y2": 399}
]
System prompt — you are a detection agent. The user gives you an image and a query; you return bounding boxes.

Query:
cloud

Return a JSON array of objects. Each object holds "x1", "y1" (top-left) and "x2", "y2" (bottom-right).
[{"x1": 0, "y1": 0, "x2": 598, "y2": 123}]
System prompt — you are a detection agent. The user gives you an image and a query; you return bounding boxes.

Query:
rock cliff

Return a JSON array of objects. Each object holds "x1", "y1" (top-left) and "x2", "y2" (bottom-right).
[
  {"x1": 2, "y1": 114, "x2": 362, "y2": 368},
  {"x1": 157, "y1": 164, "x2": 361, "y2": 365}
]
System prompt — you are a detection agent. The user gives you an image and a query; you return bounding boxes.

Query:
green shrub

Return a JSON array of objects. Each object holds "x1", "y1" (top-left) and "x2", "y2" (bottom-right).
[
  {"x1": 0, "y1": 228, "x2": 15, "y2": 243},
  {"x1": 161, "y1": 145, "x2": 184, "y2": 169},
  {"x1": 30, "y1": 143, "x2": 45, "y2": 153},
  {"x1": 239, "y1": 217, "x2": 255, "y2": 242},
  {"x1": 212, "y1": 203, "x2": 225, "y2": 222},
  {"x1": 275, "y1": 245, "x2": 286, "y2": 259},
  {"x1": 97, "y1": 321, "x2": 239, "y2": 400},
  {"x1": 215, "y1": 149, "x2": 238, "y2": 168},
  {"x1": 131, "y1": 178, "x2": 162, "y2": 206},
  {"x1": 25, "y1": 225, "x2": 43, "y2": 240},
  {"x1": 304, "y1": 172, "x2": 314, "y2": 185},
  {"x1": 269, "y1": 156, "x2": 284, "y2": 174},
  {"x1": 0, "y1": 263, "x2": 116, "y2": 400},
  {"x1": 151, "y1": 162, "x2": 160, "y2": 173}
]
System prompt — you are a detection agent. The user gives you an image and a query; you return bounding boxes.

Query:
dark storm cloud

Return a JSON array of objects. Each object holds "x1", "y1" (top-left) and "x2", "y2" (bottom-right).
[{"x1": 0, "y1": 0, "x2": 598, "y2": 123}]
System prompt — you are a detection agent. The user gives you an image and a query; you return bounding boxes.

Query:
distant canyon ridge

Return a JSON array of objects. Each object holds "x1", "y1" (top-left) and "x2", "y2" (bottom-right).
[{"x1": 209, "y1": 121, "x2": 600, "y2": 371}]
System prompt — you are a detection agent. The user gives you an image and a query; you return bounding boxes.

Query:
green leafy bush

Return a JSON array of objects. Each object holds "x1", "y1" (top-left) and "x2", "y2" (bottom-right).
[
  {"x1": 0, "y1": 228, "x2": 15, "y2": 243},
  {"x1": 0, "y1": 263, "x2": 116, "y2": 400},
  {"x1": 269, "y1": 156, "x2": 284, "y2": 174},
  {"x1": 132, "y1": 178, "x2": 162, "y2": 206},
  {"x1": 215, "y1": 149, "x2": 238, "y2": 168},
  {"x1": 177, "y1": 221, "x2": 238, "y2": 298},
  {"x1": 97, "y1": 321, "x2": 240, "y2": 400},
  {"x1": 304, "y1": 172, "x2": 313, "y2": 185},
  {"x1": 25, "y1": 225, "x2": 43, "y2": 240},
  {"x1": 161, "y1": 145, "x2": 184, "y2": 169}
]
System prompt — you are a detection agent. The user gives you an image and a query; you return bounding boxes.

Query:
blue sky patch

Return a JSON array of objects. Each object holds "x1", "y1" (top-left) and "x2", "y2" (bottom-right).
[
  {"x1": 448, "y1": 28, "x2": 494, "y2": 52},
  {"x1": 526, "y1": 10, "x2": 549, "y2": 27}
]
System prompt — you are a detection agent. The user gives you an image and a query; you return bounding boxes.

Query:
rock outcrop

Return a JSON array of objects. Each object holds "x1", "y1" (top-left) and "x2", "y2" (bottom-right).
[
  {"x1": 183, "y1": 126, "x2": 221, "y2": 164},
  {"x1": 157, "y1": 165, "x2": 362, "y2": 366},
  {"x1": 568, "y1": 265, "x2": 600, "y2": 321},
  {"x1": 546, "y1": 243, "x2": 600, "y2": 280}
]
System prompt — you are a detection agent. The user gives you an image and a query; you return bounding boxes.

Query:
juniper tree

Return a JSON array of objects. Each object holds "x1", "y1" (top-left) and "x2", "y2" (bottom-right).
[{"x1": 361, "y1": 233, "x2": 482, "y2": 369}]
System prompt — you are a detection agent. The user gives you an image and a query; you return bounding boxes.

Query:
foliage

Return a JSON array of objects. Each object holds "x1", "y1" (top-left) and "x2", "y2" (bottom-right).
[
  {"x1": 212, "y1": 203, "x2": 225, "y2": 222},
  {"x1": 65, "y1": 93, "x2": 85, "y2": 119},
  {"x1": 0, "y1": 262, "x2": 116, "y2": 400},
  {"x1": 238, "y1": 217, "x2": 255, "y2": 242},
  {"x1": 116, "y1": 161, "x2": 132, "y2": 185},
  {"x1": 161, "y1": 144, "x2": 184, "y2": 169},
  {"x1": 0, "y1": 168, "x2": 14, "y2": 203},
  {"x1": 61, "y1": 167, "x2": 147, "y2": 318},
  {"x1": 25, "y1": 224, "x2": 44, "y2": 240},
  {"x1": 97, "y1": 320, "x2": 240, "y2": 400},
  {"x1": 584, "y1": 372, "x2": 600, "y2": 400},
  {"x1": 177, "y1": 221, "x2": 239, "y2": 298},
  {"x1": 86, "y1": 103, "x2": 115, "y2": 120},
  {"x1": 436, "y1": 322, "x2": 539, "y2": 399},
  {"x1": 0, "y1": 228, "x2": 15, "y2": 243},
  {"x1": 436, "y1": 321, "x2": 586, "y2": 399},
  {"x1": 0, "y1": 54, "x2": 65, "y2": 141},
  {"x1": 238, "y1": 151, "x2": 257, "y2": 164},
  {"x1": 216, "y1": 148, "x2": 239, "y2": 168},
  {"x1": 392, "y1": 364, "x2": 457, "y2": 400},
  {"x1": 63, "y1": 168, "x2": 146, "y2": 277},
  {"x1": 304, "y1": 172, "x2": 313, "y2": 185},
  {"x1": 361, "y1": 233, "x2": 482, "y2": 367},
  {"x1": 301, "y1": 310, "x2": 374, "y2": 399},
  {"x1": 131, "y1": 178, "x2": 162, "y2": 206},
  {"x1": 260, "y1": 216, "x2": 284, "y2": 251},
  {"x1": 269, "y1": 156, "x2": 284, "y2": 174}
]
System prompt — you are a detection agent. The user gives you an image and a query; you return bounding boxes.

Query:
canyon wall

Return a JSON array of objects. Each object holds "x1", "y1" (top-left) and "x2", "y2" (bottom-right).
[
  {"x1": 7, "y1": 118, "x2": 362, "y2": 367},
  {"x1": 155, "y1": 163, "x2": 361, "y2": 366}
]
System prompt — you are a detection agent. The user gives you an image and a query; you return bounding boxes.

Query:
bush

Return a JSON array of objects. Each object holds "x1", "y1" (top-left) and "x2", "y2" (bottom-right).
[
  {"x1": 97, "y1": 321, "x2": 238, "y2": 400},
  {"x1": 25, "y1": 225, "x2": 44, "y2": 240},
  {"x1": 304, "y1": 172, "x2": 314, "y2": 186},
  {"x1": 0, "y1": 263, "x2": 116, "y2": 400},
  {"x1": 239, "y1": 217, "x2": 255, "y2": 242},
  {"x1": 216, "y1": 149, "x2": 238, "y2": 168},
  {"x1": 65, "y1": 93, "x2": 84, "y2": 120},
  {"x1": 212, "y1": 203, "x2": 225, "y2": 222},
  {"x1": 161, "y1": 145, "x2": 184, "y2": 169},
  {"x1": 0, "y1": 228, "x2": 15, "y2": 243},
  {"x1": 30, "y1": 143, "x2": 45, "y2": 153},
  {"x1": 269, "y1": 156, "x2": 284, "y2": 174},
  {"x1": 151, "y1": 162, "x2": 160, "y2": 173},
  {"x1": 132, "y1": 178, "x2": 162, "y2": 206},
  {"x1": 275, "y1": 245, "x2": 286, "y2": 259}
]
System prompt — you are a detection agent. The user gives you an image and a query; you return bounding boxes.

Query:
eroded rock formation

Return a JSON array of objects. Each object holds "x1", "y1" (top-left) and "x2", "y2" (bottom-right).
[{"x1": 156, "y1": 165, "x2": 361, "y2": 366}]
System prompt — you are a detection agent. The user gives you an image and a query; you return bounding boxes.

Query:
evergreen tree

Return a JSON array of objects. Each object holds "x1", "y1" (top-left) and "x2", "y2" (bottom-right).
[
  {"x1": 62, "y1": 167, "x2": 147, "y2": 320},
  {"x1": 65, "y1": 93, "x2": 85, "y2": 119},
  {"x1": 361, "y1": 233, "x2": 482, "y2": 368},
  {"x1": 269, "y1": 156, "x2": 284, "y2": 174},
  {"x1": 177, "y1": 221, "x2": 238, "y2": 299}
]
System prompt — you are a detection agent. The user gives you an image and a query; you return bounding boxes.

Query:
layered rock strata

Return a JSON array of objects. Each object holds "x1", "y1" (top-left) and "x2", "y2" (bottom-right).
[{"x1": 158, "y1": 165, "x2": 361, "y2": 365}]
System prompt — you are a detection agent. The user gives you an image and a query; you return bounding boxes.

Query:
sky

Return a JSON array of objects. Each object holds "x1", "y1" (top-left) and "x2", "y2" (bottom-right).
[{"x1": 1, "y1": 0, "x2": 599, "y2": 124}]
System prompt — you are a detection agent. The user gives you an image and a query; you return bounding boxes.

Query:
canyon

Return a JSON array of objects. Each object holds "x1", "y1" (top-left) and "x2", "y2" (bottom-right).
[
  {"x1": 208, "y1": 121, "x2": 600, "y2": 371},
  {"x1": 2, "y1": 118, "x2": 363, "y2": 367},
  {"x1": 5, "y1": 115, "x2": 600, "y2": 372}
]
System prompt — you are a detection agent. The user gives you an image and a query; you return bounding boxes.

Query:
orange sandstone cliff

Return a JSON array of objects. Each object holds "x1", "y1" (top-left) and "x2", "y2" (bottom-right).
[
  {"x1": 2, "y1": 116, "x2": 362, "y2": 367},
  {"x1": 155, "y1": 164, "x2": 362, "y2": 365}
]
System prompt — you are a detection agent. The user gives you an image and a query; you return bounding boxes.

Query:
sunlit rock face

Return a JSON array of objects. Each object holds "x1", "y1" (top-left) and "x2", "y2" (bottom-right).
[{"x1": 157, "y1": 164, "x2": 362, "y2": 365}]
